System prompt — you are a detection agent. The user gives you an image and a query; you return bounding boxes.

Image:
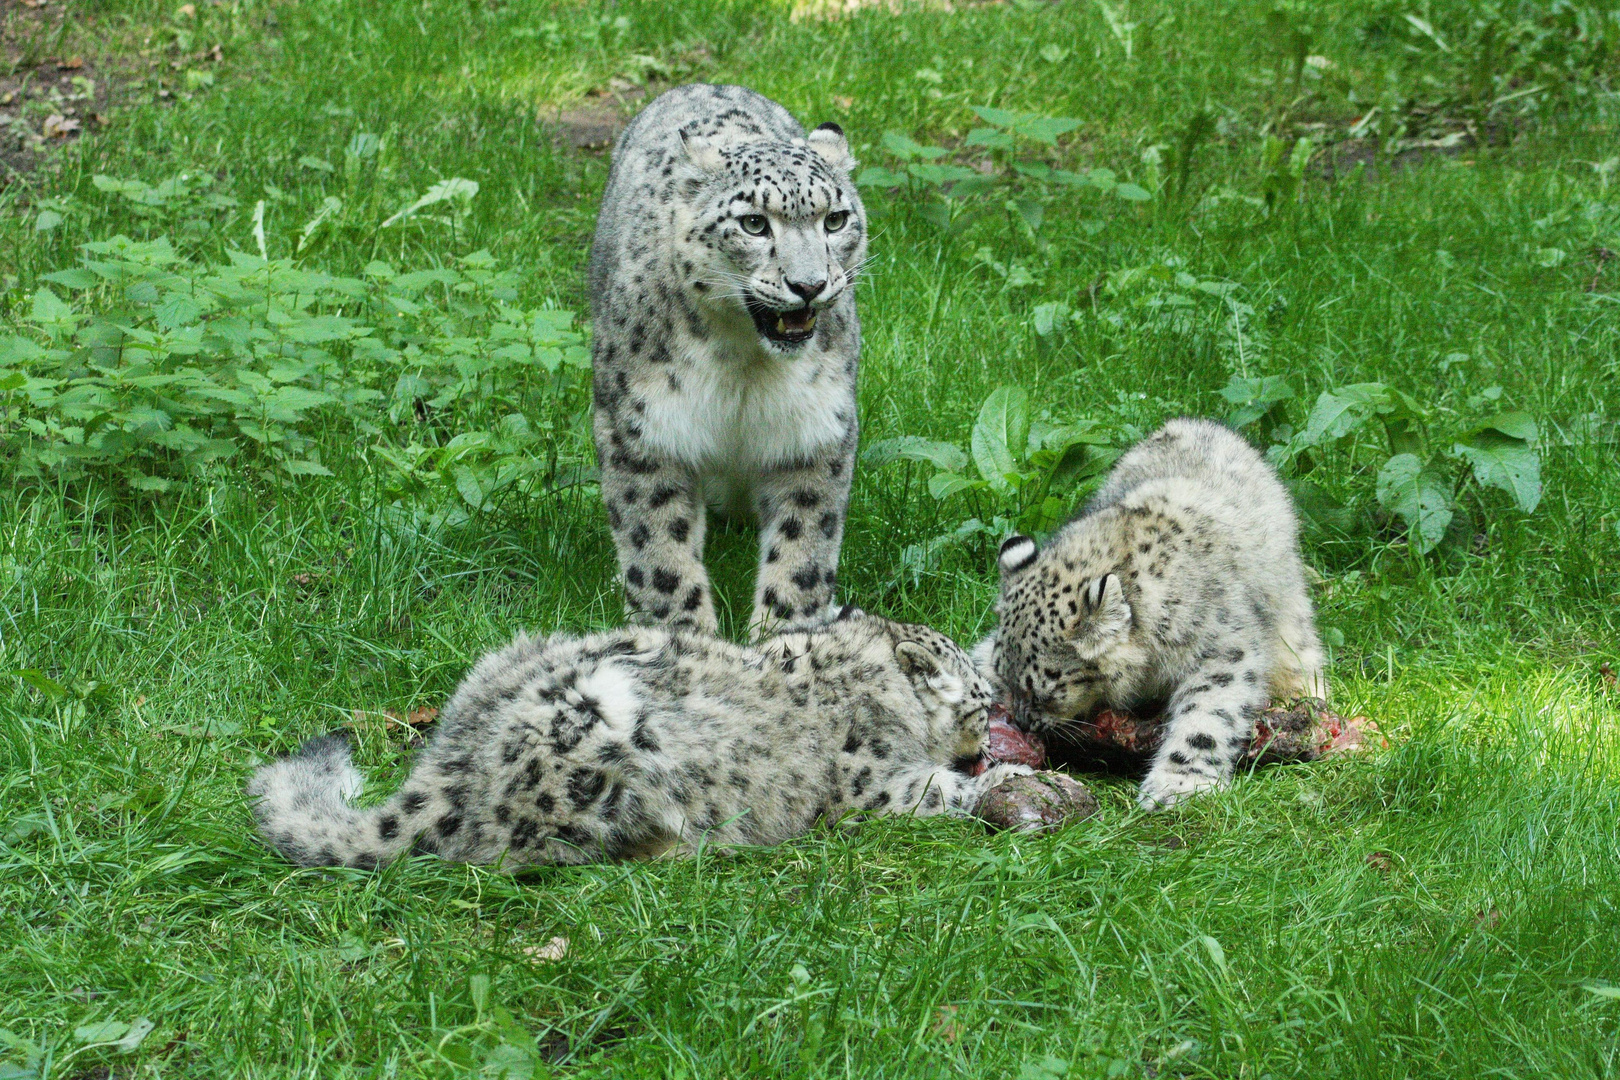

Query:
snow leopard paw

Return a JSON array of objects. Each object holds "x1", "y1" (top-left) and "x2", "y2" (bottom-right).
[{"x1": 1137, "y1": 768, "x2": 1224, "y2": 811}]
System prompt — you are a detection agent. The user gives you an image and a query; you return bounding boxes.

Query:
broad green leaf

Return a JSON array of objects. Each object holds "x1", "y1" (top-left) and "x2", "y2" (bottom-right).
[
  {"x1": 29, "y1": 287, "x2": 73, "y2": 327},
  {"x1": 854, "y1": 166, "x2": 907, "y2": 189},
  {"x1": 380, "y1": 178, "x2": 479, "y2": 228},
  {"x1": 928, "y1": 473, "x2": 981, "y2": 500},
  {"x1": 282, "y1": 458, "x2": 335, "y2": 477},
  {"x1": 1114, "y1": 182, "x2": 1152, "y2": 202},
  {"x1": 1582, "y1": 981, "x2": 1620, "y2": 1000},
  {"x1": 113, "y1": 1018, "x2": 154, "y2": 1053},
  {"x1": 1473, "y1": 411, "x2": 1538, "y2": 443},
  {"x1": 1032, "y1": 302, "x2": 1070, "y2": 338},
  {"x1": 10, "y1": 669, "x2": 67, "y2": 700},
  {"x1": 34, "y1": 209, "x2": 62, "y2": 233},
  {"x1": 964, "y1": 128, "x2": 1015, "y2": 151},
  {"x1": 40, "y1": 268, "x2": 97, "y2": 289},
  {"x1": 74, "y1": 1020, "x2": 130, "y2": 1044},
  {"x1": 1016, "y1": 116, "x2": 1082, "y2": 144},
  {"x1": 907, "y1": 163, "x2": 981, "y2": 187},
  {"x1": 880, "y1": 132, "x2": 946, "y2": 162},
  {"x1": 860, "y1": 436, "x2": 968, "y2": 472},
  {"x1": 969, "y1": 106, "x2": 1020, "y2": 128},
  {"x1": 1219, "y1": 374, "x2": 1294, "y2": 428},
  {"x1": 1299, "y1": 383, "x2": 1388, "y2": 446},
  {"x1": 1454, "y1": 424, "x2": 1541, "y2": 513},
  {"x1": 1376, "y1": 453, "x2": 1453, "y2": 554},
  {"x1": 972, "y1": 386, "x2": 1030, "y2": 489}
]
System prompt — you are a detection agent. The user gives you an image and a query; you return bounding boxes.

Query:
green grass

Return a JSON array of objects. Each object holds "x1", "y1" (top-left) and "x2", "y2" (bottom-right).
[{"x1": 3, "y1": 0, "x2": 1620, "y2": 1076}]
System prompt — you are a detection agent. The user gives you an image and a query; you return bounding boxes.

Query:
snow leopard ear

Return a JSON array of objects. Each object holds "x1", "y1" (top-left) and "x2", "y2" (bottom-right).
[
  {"x1": 895, "y1": 642, "x2": 965, "y2": 704},
  {"x1": 998, "y1": 535, "x2": 1038, "y2": 576},
  {"x1": 808, "y1": 122, "x2": 856, "y2": 172},
  {"x1": 1070, "y1": 574, "x2": 1132, "y2": 661},
  {"x1": 679, "y1": 131, "x2": 726, "y2": 174}
]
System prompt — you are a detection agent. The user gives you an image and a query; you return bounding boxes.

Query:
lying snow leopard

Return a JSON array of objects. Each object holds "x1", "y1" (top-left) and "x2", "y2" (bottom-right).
[
  {"x1": 589, "y1": 83, "x2": 867, "y2": 638},
  {"x1": 975, "y1": 418, "x2": 1327, "y2": 810},
  {"x1": 246, "y1": 611, "x2": 1029, "y2": 869}
]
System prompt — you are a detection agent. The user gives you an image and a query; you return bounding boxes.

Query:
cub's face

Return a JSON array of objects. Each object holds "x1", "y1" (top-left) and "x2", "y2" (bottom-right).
[
  {"x1": 881, "y1": 621, "x2": 999, "y2": 768},
  {"x1": 993, "y1": 536, "x2": 1131, "y2": 734},
  {"x1": 674, "y1": 125, "x2": 866, "y2": 355}
]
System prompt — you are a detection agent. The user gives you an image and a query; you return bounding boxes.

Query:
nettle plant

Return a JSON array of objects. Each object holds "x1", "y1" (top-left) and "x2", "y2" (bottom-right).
[
  {"x1": 855, "y1": 107, "x2": 1152, "y2": 242},
  {"x1": 862, "y1": 385, "x2": 1124, "y2": 579},
  {"x1": 0, "y1": 230, "x2": 591, "y2": 521},
  {"x1": 1221, "y1": 375, "x2": 1542, "y2": 554}
]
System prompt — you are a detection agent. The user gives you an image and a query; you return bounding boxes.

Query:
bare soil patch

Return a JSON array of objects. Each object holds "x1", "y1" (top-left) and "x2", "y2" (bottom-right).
[{"x1": 0, "y1": 0, "x2": 117, "y2": 181}]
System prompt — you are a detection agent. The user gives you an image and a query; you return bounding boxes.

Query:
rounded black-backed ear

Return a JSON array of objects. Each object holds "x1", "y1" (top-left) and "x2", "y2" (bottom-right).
[
  {"x1": 835, "y1": 603, "x2": 865, "y2": 621},
  {"x1": 808, "y1": 122, "x2": 855, "y2": 172},
  {"x1": 998, "y1": 535, "x2": 1038, "y2": 575}
]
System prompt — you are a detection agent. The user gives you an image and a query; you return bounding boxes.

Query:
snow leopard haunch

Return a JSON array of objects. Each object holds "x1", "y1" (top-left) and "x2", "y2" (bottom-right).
[
  {"x1": 588, "y1": 83, "x2": 867, "y2": 639},
  {"x1": 974, "y1": 418, "x2": 1328, "y2": 810},
  {"x1": 245, "y1": 610, "x2": 1029, "y2": 870}
]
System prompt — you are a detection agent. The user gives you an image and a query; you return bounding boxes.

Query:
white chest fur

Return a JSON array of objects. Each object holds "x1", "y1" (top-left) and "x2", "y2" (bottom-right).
[{"x1": 639, "y1": 329, "x2": 850, "y2": 484}]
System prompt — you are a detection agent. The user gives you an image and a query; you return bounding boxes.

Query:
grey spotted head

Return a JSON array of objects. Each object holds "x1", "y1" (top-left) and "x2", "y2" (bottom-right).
[
  {"x1": 993, "y1": 534, "x2": 1132, "y2": 733},
  {"x1": 674, "y1": 122, "x2": 866, "y2": 353},
  {"x1": 870, "y1": 618, "x2": 998, "y2": 767}
]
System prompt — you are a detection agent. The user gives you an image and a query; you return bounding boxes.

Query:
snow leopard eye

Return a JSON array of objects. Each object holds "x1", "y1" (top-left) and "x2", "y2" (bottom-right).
[
  {"x1": 739, "y1": 214, "x2": 770, "y2": 236},
  {"x1": 823, "y1": 210, "x2": 849, "y2": 233}
]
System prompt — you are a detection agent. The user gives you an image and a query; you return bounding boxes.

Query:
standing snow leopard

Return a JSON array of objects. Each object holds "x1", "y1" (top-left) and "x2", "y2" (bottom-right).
[
  {"x1": 588, "y1": 84, "x2": 866, "y2": 638},
  {"x1": 246, "y1": 610, "x2": 1030, "y2": 870},
  {"x1": 974, "y1": 418, "x2": 1327, "y2": 809}
]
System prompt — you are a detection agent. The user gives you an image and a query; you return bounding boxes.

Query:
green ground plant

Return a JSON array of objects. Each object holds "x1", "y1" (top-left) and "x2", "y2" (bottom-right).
[{"x1": 2, "y1": 0, "x2": 1618, "y2": 1077}]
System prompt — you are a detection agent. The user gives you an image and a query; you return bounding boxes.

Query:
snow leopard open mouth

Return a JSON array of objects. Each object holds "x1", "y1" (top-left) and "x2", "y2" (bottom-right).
[{"x1": 746, "y1": 299, "x2": 818, "y2": 345}]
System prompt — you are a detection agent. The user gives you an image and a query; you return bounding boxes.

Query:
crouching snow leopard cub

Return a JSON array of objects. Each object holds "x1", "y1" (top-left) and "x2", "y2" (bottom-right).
[
  {"x1": 589, "y1": 83, "x2": 867, "y2": 638},
  {"x1": 975, "y1": 418, "x2": 1327, "y2": 810},
  {"x1": 246, "y1": 611, "x2": 1029, "y2": 869}
]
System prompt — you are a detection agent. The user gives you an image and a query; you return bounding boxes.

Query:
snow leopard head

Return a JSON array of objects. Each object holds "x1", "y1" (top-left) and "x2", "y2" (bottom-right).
[
  {"x1": 992, "y1": 535, "x2": 1133, "y2": 734},
  {"x1": 881, "y1": 620, "x2": 1000, "y2": 770},
  {"x1": 673, "y1": 122, "x2": 866, "y2": 353}
]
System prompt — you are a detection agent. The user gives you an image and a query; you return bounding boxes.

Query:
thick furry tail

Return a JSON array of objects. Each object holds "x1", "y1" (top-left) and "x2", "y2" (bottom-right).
[{"x1": 246, "y1": 733, "x2": 416, "y2": 869}]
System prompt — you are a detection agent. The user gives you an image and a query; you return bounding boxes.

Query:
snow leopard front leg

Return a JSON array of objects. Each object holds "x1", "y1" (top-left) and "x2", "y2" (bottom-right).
[
  {"x1": 748, "y1": 433, "x2": 856, "y2": 639},
  {"x1": 862, "y1": 762, "x2": 1036, "y2": 817},
  {"x1": 1138, "y1": 644, "x2": 1271, "y2": 809},
  {"x1": 596, "y1": 439, "x2": 717, "y2": 633}
]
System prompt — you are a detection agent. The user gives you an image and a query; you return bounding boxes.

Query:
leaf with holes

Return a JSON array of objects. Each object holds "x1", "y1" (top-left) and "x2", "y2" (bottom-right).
[
  {"x1": 1454, "y1": 414, "x2": 1540, "y2": 512},
  {"x1": 1376, "y1": 454, "x2": 1453, "y2": 554}
]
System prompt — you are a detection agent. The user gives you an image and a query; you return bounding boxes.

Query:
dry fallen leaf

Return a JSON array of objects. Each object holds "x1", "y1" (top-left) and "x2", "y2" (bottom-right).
[
  {"x1": 931, "y1": 1005, "x2": 959, "y2": 1044},
  {"x1": 42, "y1": 114, "x2": 81, "y2": 139},
  {"x1": 524, "y1": 936, "x2": 569, "y2": 962},
  {"x1": 1364, "y1": 850, "x2": 1394, "y2": 875},
  {"x1": 20, "y1": 0, "x2": 48, "y2": 8},
  {"x1": 1601, "y1": 662, "x2": 1616, "y2": 690},
  {"x1": 178, "y1": 2, "x2": 196, "y2": 14},
  {"x1": 0, "y1": 91, "x2": 15, "y2": 106},
  {"x1": 58, "y1": 56, "x2": 84, "y2": 70},
  {"x1": 831, "y1": 95, "x2": 854, "y2": 110},
  {"x1": 1475, "y1": 907, "x2": 1502, "y2": 930}
]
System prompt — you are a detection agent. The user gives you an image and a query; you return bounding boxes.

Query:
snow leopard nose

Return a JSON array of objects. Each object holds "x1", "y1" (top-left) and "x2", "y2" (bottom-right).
[{"x1": 785, "y1": 277, "x2": 826, "y2": 302}]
